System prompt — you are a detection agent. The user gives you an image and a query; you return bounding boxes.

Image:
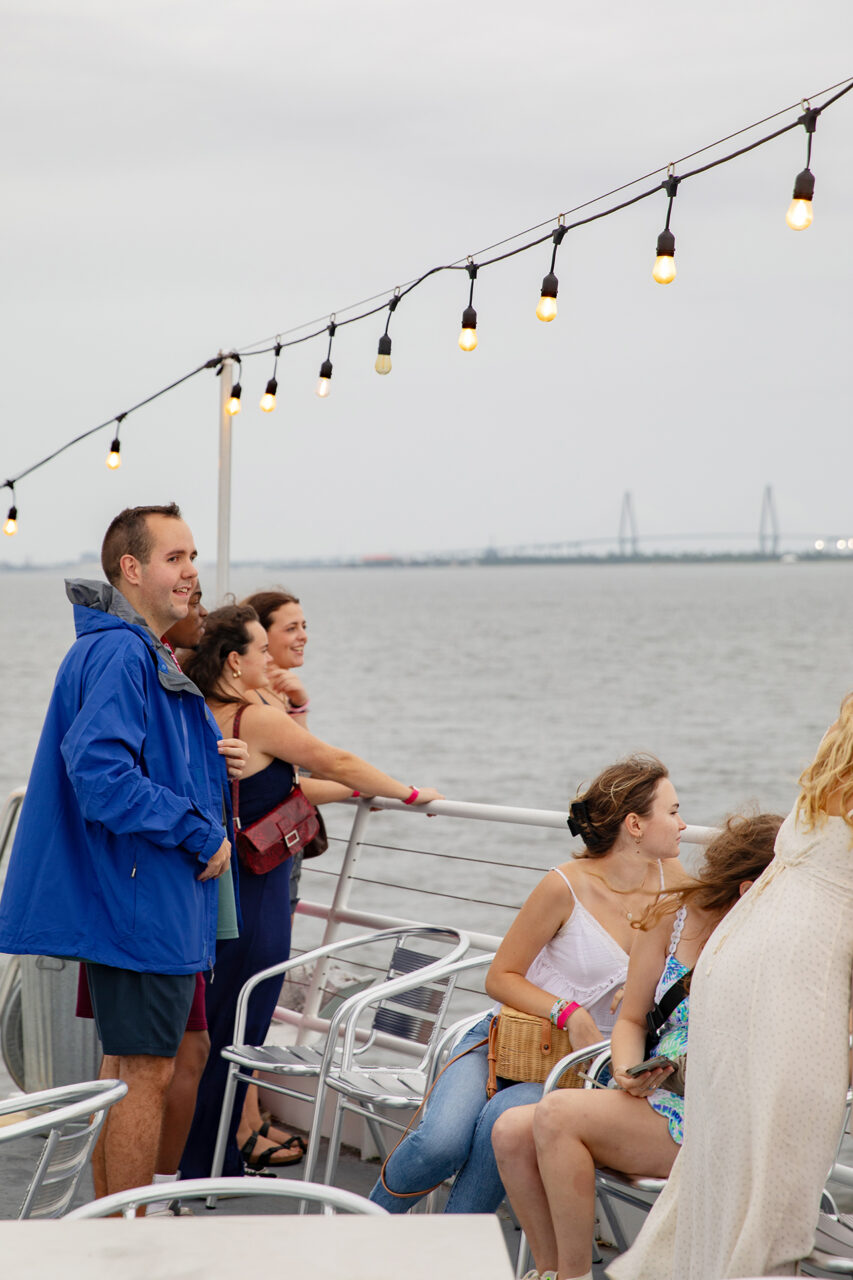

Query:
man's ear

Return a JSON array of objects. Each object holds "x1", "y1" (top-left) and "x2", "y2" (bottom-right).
[{"x1": 119, "y1": 553, "x2": 142, "y2": 586}]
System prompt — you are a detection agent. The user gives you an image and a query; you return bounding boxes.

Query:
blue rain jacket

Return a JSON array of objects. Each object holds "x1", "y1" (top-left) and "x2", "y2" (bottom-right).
[{"x1": 0, "y1": 580, "x2": 232, "y2": 973}]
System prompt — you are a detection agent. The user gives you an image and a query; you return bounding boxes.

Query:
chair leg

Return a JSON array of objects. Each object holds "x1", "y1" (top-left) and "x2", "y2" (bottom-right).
[
  {"x1": 205, "y1": 1063, "x2": 242, "y2": 1208},
  {"x1": 301, "y1": 1078, "x2": 330, "y2": 1186},
  {"x1": 321, "y1": 1092, "x2": 346, "y2": 1188}
]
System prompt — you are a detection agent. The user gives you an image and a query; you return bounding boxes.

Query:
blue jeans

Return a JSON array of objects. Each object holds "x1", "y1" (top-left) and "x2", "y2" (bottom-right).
[{"x1": 368, "y1": 1013, "x2": 542, "y2": 1214}]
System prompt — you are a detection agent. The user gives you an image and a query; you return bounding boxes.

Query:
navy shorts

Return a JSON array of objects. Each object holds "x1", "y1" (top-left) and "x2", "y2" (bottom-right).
[{"x1": 84, "y1": 963, "x2": 196, "y2": 1058}]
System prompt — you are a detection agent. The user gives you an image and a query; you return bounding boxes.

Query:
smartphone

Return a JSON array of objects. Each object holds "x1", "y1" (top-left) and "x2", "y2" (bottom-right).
[{"x1": 625, "y1": 1055, "x2": 674, "y2": 1077}]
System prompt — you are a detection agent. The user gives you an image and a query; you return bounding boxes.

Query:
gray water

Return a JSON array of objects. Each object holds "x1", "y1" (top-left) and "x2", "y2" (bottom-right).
[{"x1": 3, "y1": 560, "x2": 852, "y2": 824}]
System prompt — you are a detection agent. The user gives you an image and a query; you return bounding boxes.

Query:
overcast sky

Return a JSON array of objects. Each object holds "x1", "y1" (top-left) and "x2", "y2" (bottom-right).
[{"x1": 1, "y1": 1, "x2": 851, "y2": 569}]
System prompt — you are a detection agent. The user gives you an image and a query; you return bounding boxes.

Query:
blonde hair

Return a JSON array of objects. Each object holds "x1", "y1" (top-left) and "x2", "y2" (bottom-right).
[{"x1": 796, "y1": 692, "x2": 853, "y2": 832}]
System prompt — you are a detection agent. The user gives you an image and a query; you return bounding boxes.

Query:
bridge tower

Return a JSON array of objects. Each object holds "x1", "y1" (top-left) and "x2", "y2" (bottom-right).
[
  {"x1": 618, "y1": 491, "x2": 639, "y2": 558},
  {"x1": 758, "y1": 484, "x2": 779, "y2": 557}
]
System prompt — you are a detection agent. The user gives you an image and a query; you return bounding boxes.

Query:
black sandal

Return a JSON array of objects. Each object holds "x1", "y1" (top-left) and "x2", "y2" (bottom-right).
[
  {"x1": 258, "y1": 1119, "x2": 308, "y2": 1156},
  {"x1": 240, "y1": 1130, "x2": 305, "y2": 1171}
]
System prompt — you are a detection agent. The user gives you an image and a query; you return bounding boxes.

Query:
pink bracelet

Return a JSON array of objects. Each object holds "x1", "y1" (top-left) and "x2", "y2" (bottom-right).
[
  {"x1": 351, "y1": 791, "x2": 360, "y2": 798},
  {"x1": 403, "y1": 787, "x2": 419, "y2": 806},
  {"x1": 556, "y1": 1001, "x2": 580, "y2": 1030}
]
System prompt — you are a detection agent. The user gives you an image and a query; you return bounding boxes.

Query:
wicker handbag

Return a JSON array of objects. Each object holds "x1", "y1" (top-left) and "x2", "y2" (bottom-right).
[{"x1": 486, "y1": 1005, "x2": 583, "y2": 1097}]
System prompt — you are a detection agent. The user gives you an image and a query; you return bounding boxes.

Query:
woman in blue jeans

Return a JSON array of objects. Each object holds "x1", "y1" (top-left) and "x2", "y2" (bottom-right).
[{"x1": 369, "y1": 754, "x2": 689, "y2": 1212}]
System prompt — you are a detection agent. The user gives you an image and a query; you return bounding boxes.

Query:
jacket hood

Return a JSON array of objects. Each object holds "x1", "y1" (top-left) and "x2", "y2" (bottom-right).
[{"x1": 65, "y1": 578, "x2": 203, "y2": 696}]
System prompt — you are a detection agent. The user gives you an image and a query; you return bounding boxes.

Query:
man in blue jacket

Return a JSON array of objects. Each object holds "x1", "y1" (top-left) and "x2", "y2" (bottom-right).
[{"x1": 0, "y1": 503, "x2": 233, "y2": 1200}]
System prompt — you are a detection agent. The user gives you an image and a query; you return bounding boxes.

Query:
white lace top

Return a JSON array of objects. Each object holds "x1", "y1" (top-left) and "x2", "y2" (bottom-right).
[{"x1": 492, "y1": 861, "x2": 666, "y2": 1034}]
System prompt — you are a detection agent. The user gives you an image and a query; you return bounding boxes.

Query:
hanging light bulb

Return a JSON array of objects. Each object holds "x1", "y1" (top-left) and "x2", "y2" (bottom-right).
[
  {"x1": 315, "y1": 359, "x2": 333, "y2": 397},
  {"x1": 458, "y1": 261, "x2": 479, "y2": 351},
  {"x1": 786, "y1": 167, "x2": 815, "y2": 230},
  {"x1": 3, "y1": 504, "x2": 17, "y2": 536},
  {"x1": 652, "y1": 173, "x2": 679, "y2": 284},
  {"x1": 225, "y1": 382, "x2": 242, "y2": 415},
  {"x1": 106, "y1": 437, "x2": 122, "y2": 469},
  {"x1": 375, "y1": 333, "x2": 392, "y2": 375},
  {"x1": 260, "y1": 342, "x2": 281, "y2": 411},
  {"x1": 536, "y1": 273, "x2": 559, "y2": 322},
  {"x1": 260, "y1": 378, "x2": 278, "y2": 412},
  {"x1": 316, "y1": 320, "x2": 336, "y2": 398},
  {"x1": 536, "y1": 224, "x2": 567, "y2": 322},
  {"x1": 786, "y1": 104, "x2": 819, "y2": 231},
  {"x1": 652, "y1": 228, "x2": 676, "y2": 283},
  {"x1": 458, "y1": 307, "x2": 478, "y2": 351}
]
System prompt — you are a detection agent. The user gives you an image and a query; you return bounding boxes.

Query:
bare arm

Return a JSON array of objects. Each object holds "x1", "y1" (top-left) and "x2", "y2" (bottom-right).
[
  {"x1": 610, "y1": 912, "x2": 676, "y2": 1094},
  {"x1": 486, "y1": 870, "x2": 574, "y2": 1013},
  {"x1": 242, "y1": 702, "x2": 442, "y2": 805}
]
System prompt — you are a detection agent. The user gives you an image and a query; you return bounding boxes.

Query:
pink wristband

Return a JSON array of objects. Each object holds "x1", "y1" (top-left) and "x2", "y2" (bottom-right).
[
  {"x1": 351, "y1": 791, "x2": 360, "y2": 798},
  {"x1": 556, "y1": 1001, "x2": 580, "y2": 1030},
  {"x1": 403, "y1": 787, "x2": 419, "y2": 806}
]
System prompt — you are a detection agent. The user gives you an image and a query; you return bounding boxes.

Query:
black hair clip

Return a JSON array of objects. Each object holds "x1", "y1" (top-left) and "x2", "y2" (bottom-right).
[{"x1": 567, "y1": 797, "x2": 591, "y2": 838}]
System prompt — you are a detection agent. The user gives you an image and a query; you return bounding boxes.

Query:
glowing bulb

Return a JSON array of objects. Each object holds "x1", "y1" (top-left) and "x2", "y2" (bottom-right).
[
  {"x1": 260, "y1": 377, "x2": 277, "y2": 412},
  {"x1": 786, "y1": 167, "x2": 815, "y2": 230},
  {"x1": 316, "y1": 359, "x2": 333, "y2": 398},
  {"x1": 3, "y1": 505, "x2": 17, "y2": 536},
  {"x1": 458, "y1": 304, "x2": 478, "y2": 351},
  {"x1": 786, "y1": 199, "x2": 813, "y2": 231},
  {"x1": 106, "y1": 437, "x2": 121, "y2": 470},
  {"x1": 226, "y1": 382, "x2": 242, "y2": 415},
  {"x1": 375, "y1": 333, "x2": 392, "y2": 375},
  {"x1": 536, "y1": 271, "x2": 559, "y2": 322},
  {"x1": 652, "y1": 227, "x2": 676, "y2": 284}
]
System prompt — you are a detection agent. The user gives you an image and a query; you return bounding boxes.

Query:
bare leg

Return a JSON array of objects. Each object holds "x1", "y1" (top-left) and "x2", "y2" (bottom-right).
[
  {"x1": 93, "y1": 1053, "x2": 176, "y2": 1203},
  {"x1": 533, "y1": 1089, "x2": 678, "y2": 1280},
  {"x1": 156, "y1": 1030, "x2": 209, "y2": 1174},
  {"x1": 493, "y1": 1104, "x2": 559, "y2": 1276}
]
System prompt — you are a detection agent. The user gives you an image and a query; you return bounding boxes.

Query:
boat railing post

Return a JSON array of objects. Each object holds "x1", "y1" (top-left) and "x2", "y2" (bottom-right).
[
  {"x1": 295, "y1": 800, "x2": 371, "y2": 1044},
  {"x1": 216, "y1": 354, "x2": 233, "y2": 605}
]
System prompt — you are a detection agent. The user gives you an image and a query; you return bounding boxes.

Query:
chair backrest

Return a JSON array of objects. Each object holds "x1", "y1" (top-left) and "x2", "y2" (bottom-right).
[
  {"x1": 361, "y1": 932, "x2": 466, "y2": 1056},
  {"x1": 65, "y1": 1176, "x2": 388, "y2": 1218},
  {"x1": 0, "y1": 1078, "x2": 127, "y2": 1219}
]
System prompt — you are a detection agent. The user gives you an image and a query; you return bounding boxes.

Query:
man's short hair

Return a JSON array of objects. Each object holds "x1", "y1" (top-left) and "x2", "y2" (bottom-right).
[{"x1": 101, "y1": 503, "x2": 183, "y2": 586}]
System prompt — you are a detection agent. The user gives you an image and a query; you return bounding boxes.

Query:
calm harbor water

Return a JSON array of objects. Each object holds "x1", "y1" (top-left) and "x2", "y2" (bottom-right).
[{"x1": 3, "y1": 560, "x2": 852, "y2": 823}]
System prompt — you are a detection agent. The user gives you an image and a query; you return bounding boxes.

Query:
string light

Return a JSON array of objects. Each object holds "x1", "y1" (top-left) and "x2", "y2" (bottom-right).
[
  {"x1": 3, "y1": 485, "x2": 17, "y2": 536},
  {"x1": 225, "y1": 358, "x2": 243, "y2": 415},
  {"x1": 316, "y1": 320, "x2": 336, "y2": 398},
  {"x1": 2, "y1": 78, "x2": 852, "y2": 536},
  {"x1": 536, "y1": 222, "x2": 568, "y2": 322},
  {"x1": 375, "y1": 293, "x2": 400, "y2": 375},
  {"x1": 786, "y1": 104, "x2": 819, "y2": 230},
  {"x1": 652, "y1": 173, "x2": 680, "y2": 284},
  {"x1": 458, "y1": 261, "x2": 479, "y2": 351},
  {"x1": 260, "y1": 343, "x2": 281, "y2": 411},
  {"x1": 106, "y1": 413, "x2": 125, "y2": 470}
]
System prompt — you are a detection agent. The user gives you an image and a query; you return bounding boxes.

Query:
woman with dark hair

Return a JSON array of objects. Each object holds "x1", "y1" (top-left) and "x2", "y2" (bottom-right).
[
  {"x1": 492, "y1": 812, "x2": 783, "y2": 1280},
  {"x1": 367, "y1": 754, "x2": 689, "y2": 1214},
  {"x1": 178, "y1": 604, "x2": 442, "y2": 1180}
]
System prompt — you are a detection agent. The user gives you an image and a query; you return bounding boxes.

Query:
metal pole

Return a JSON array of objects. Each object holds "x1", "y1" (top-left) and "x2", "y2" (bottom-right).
[{"x1": 216, "y1": 356, "x2": 233, "y2": 603}]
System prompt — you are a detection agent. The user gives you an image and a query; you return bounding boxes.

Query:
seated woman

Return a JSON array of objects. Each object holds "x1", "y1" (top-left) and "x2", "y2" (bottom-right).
[
  {"x1": 492, "y1": 811, "x2": 782, "y2": 1280},
  {"x1": 178, "y1": 604, "x2": 443, "y2": 1180},
  {"x1": 368, "y1": 754, "x2": 689, "y2": 1214}
]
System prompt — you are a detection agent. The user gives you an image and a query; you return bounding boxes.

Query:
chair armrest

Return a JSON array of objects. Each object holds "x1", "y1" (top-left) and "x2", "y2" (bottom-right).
[{"x1": 542, "y1": 1040, "x2": 612, "y2": 1093}]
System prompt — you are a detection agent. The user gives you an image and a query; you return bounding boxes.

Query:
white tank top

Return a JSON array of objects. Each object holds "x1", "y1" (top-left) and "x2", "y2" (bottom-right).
[{"x1": 493, "y1": 861, "x2": 666, "y2": 1035}]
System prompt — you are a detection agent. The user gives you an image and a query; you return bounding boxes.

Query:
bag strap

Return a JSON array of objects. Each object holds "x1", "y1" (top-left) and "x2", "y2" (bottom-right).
[
  {"x1": 230, "y1": 704, "x2": 245, "y2": 829},
  {"x1": 379, "y1": 1027, "x2": 491, "y2": 1200},
  {"x1": 646, "y1": 968, "x2": 693, "y2": 1040}
]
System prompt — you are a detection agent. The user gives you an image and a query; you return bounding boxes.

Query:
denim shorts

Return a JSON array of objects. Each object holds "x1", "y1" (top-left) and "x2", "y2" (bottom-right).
[{"x1": 84, "y1": 962, "x2": 196, "y2": 1057}]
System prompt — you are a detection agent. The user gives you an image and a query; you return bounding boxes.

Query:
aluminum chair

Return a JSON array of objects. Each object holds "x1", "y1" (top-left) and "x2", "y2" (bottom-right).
[
  {"x1": 66, "y1": 1176, "x2": 387, "y2": 1218},
  {"x1": 314, "y1": 951, "x2": 495, "y2": 1196},
  {"x1": 210, "y1": 926, "x2": 470, "y2": 1190},
  {"x1": 0, "y1": 1077, "x2": 127, "y2": 1218},
  {"x1": 798, "y1": 1213, "x2": 853, "y2": 1276}
]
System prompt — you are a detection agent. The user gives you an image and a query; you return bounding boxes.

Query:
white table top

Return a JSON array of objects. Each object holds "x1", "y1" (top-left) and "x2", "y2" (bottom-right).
[{"x1": 0, "y1": 1213, "x2": 515, "y2": 1280}]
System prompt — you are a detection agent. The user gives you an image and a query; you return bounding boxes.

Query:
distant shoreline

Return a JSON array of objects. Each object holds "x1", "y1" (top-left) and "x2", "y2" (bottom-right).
[{"x1": 3, "y1": 551, "x2": 853, "y2": 573}]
